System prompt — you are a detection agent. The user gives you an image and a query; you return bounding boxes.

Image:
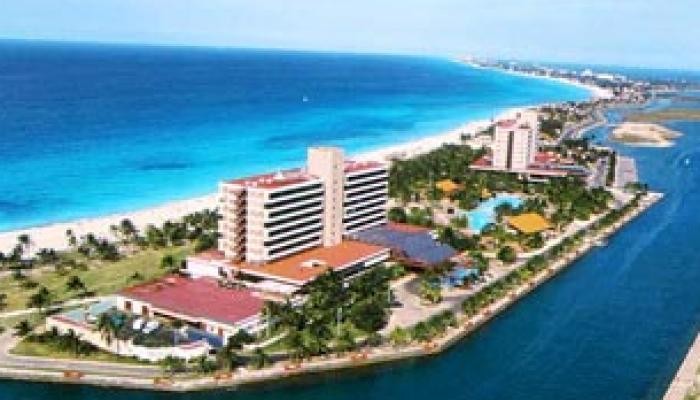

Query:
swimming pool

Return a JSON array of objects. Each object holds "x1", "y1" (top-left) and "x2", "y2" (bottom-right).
[{"x1": 464, "y1": 194, "x2": 523, "y2": 233}]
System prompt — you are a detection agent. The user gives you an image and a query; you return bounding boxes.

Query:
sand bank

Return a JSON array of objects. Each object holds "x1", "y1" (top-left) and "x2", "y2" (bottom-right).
[{"x1": 610, "y1": 122, "x2": 681, "y2": 147}]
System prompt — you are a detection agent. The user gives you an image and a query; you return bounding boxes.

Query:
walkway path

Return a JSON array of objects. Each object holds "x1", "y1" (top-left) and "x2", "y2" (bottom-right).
[
  {"x1": 0, "y1": 330, "x2": 160, "y2": 378},
  {"x1": 0, "y1": 296, "x2": 104, "y2": 320},
  {"x1": 664, "y1": 331, "x2": 700, "y2": 400}
]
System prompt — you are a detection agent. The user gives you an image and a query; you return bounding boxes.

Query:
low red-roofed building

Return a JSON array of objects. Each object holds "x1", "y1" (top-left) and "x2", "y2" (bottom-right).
[
  {"x1": 117, "y1": 275, "x2": 265, "y2": 338},
  {"x1": 187, "y1": 240, "x2": 390, "y2": 288}
]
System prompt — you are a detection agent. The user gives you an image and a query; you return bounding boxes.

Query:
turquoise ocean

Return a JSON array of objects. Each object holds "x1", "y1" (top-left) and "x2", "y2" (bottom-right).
[{"x1": 0, "y1": 41, "x2": 590, "y2": 231}]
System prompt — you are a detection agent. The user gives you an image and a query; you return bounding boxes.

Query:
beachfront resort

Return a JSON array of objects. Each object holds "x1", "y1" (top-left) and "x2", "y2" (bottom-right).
[{"x1": 0, "y1": 95, "x2": 659, "y2": 389}]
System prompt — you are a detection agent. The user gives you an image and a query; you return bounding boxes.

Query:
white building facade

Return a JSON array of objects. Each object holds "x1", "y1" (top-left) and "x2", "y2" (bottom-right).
[
  {"x1": 492, "y1": 111, "x2": 539, "y2": 171},
  {"x1": 218, "y1": 147, "x2": 388, "y2": 264}
]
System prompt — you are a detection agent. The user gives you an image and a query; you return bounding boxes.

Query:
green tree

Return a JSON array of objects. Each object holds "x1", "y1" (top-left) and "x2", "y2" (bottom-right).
[
  {"x1": 497, "y1": 246, "x2": 517, "y2": 264},
  {"x1": 249, "y1": 348, "x2": 272, "y2": 369},
  {"x1": 216, "y1": 341, "x2": 241, "y2": 371},
  {"x1": 192, "y1": 355, "x2": 217, "y2": 373},
  {"x1": 66, "y1": 275, "x2": 87, "y2": 293},
  {"x1": 27, "y1": 286, "x2": 53, "y2": 311},
  {"x1": 387, "y1": 207, "x2": 407, "y2": 223},
  {"x1": 14, "y1": 319, "x2": 32, "y2": 336},
  {"x1": 160, "y1": 355, "x2": 186, "y2": 376},
  {"x1": 16, "y1": 234, "x2": 31, "y2": 256},
  {"x1": 160, "y1": 254, "x2": 178, "y2": 273},
  {"x1": 418, "y1": 276, "x2": 442, "y2": 304},
  {"x1": 388, "y1": 327, "x2": 410, "y2": 346}
]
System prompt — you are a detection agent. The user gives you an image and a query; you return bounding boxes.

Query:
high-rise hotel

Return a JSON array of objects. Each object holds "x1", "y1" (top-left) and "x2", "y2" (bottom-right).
[
  {"x1": 218, "y1": 147, "x2": 388, "y2": 265},
  {"x1": 491, "y1": 110, "x2": 539, "y2": 171}
]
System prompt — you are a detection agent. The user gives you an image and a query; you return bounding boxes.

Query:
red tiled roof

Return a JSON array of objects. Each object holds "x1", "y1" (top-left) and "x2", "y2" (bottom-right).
[
  {"x1": 193, "y1": 249, "x2": 226, "y2": 261},
  {"x1": 471, "y1": 156, "x2": 492, "y2": 167},
  {"x1": 120, "y1": 276, "x2": 264, "y2": 326},
  {"x1": 534, "y1": 152, "x2": 559, "y2": 164},
  {"x1": 344, "y1": 160, "x2": 385, "y2": 173},
  {"x1": 225, "y1": 168, "x2": 315, "y2": 190},
  {"x1": 496, "y1": 119, "x2": 518, "y2": 128},
  {"x1": 223, "y1": 159, "x2": 384, "y2": 190},
  {"x1": 230, "y1": 240, "x2": 388, "y2": 285}
]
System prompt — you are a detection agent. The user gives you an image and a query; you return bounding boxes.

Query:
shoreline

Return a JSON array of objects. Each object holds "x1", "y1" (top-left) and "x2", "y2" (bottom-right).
[
  {"x1": 0, "y1": 70, "x2": 600, "y2": 253},
  {"x1": 663, "y1": 331, "x2": 700, "y2": 400},
  {"x1": 461, "y1": 60, "x2": 614, "y2": 100},
  {"x1": 0, "y1": 191, "x2": 663, "y2": 391}
]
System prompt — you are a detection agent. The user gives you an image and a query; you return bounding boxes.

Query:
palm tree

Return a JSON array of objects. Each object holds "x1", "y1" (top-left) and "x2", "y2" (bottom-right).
[
  {"x1": 388, "y1": 327, "x2": 410, "y2": 347},
  {"x1": 418, "y1": 277, "x2": 442, "y2": 304},
  {"x1": 215, "y1": 342, "x2": 240, "y2": 371},
  {"x1": 27, "y1": 286, "x2": 52, "y2": 311},
  {"x1": 17, "y1": 234, "x2": 31, "y2": 257},
  {"x1": 285, "y1": 329, "x2": 307, "y2": 361},
  {"x1": 262, "y1": 300, "x2": 281, "y2": 337},
  {"x1": 250, "y1": 348, "x2": 272, "y2": 369},
  {"x1": 160, "y1": 355, "x2": 186, "y2": 376},
  {"x1": 160, "y1": 254, "x2": 178, "y2": 273},
  {"x1": 66, "y1": 275, "x2": 87, "y2": 294},
  {"x1": 65, "y1": 229, "x2": 77, "y2": 248},
  {"x1": 333, "y1": 324, "x2": 356, "y2": 354},
  {"x1": 96, "y1": 313, "x2": 111, "y2": 339},
  {"x1": 13, "y1": 320, "x2": 32, "y2": 337},
  {"x1": 119, "y1": 218, "x2": 138, "y2": 244}
]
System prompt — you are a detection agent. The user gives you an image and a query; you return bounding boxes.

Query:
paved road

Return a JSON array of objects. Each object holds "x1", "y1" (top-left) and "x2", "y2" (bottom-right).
[{"x1": 0, "y1": 330, "x2": 161, "y2": 378}]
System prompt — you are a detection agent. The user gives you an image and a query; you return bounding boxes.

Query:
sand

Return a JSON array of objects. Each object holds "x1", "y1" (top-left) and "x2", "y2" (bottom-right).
[{"x1": 610, "y1": 122, "x2": 681, "y2": 147}]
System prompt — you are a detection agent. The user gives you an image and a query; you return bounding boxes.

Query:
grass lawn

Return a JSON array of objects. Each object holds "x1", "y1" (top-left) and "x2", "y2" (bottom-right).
[
  {"x1": 0, "y1": 313, "x2": 46, "y2": 332},
  {"x1": 11, "y1": 336, "x2": 150, "y2": 365},
  {"x1": 0, "y1": 246, "x2": 192, "y2": 312}
]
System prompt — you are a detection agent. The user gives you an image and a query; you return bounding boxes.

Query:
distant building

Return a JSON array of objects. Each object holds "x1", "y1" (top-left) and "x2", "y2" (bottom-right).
[{"x1": 471, "y1": 111, "x2": 588, "y2": 181}]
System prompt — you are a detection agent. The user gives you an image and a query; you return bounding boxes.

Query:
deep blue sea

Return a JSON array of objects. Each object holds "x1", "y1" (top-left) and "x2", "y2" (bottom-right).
[{"x1": 0, "y1": 41, "x2": 591, "y2": 231}]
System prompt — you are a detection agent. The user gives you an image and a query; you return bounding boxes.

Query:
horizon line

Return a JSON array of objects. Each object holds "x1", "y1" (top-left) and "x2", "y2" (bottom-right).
[{"x1": 0, "y1": 36, "x2": 698, "y2": 73}]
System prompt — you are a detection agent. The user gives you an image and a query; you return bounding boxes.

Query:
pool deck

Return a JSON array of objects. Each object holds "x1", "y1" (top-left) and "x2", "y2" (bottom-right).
[{"x1": 466, "y1": 194, "x2": 524, "y2": 233}]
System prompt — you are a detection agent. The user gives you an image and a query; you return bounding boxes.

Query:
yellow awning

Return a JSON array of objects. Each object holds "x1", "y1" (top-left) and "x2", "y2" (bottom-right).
[
  {"x1": 436, "y1": 179, "x2": 462, "y2": 193},
  {"x1": 506, "y1": 213, "x2": 551, "y2": 234}
]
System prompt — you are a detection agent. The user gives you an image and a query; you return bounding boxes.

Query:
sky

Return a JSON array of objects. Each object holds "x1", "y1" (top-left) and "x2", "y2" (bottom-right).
[{"x1": 1, "y1": 0, "x2": 698, "y2": 70}]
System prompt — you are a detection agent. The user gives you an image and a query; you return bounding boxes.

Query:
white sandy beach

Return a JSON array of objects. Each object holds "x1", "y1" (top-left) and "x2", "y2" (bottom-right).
[
  {"x1": 461, "y1": 60, "x2": 614, "y2": 100},
  {"x1": 0, "y1": 73, "x2": 603, "y2": 254}
]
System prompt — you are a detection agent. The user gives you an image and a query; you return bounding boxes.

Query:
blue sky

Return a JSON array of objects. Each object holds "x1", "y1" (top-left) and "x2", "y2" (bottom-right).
[{"x1": 1, "y1": 0, "x2": 697, "y2": 70}]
